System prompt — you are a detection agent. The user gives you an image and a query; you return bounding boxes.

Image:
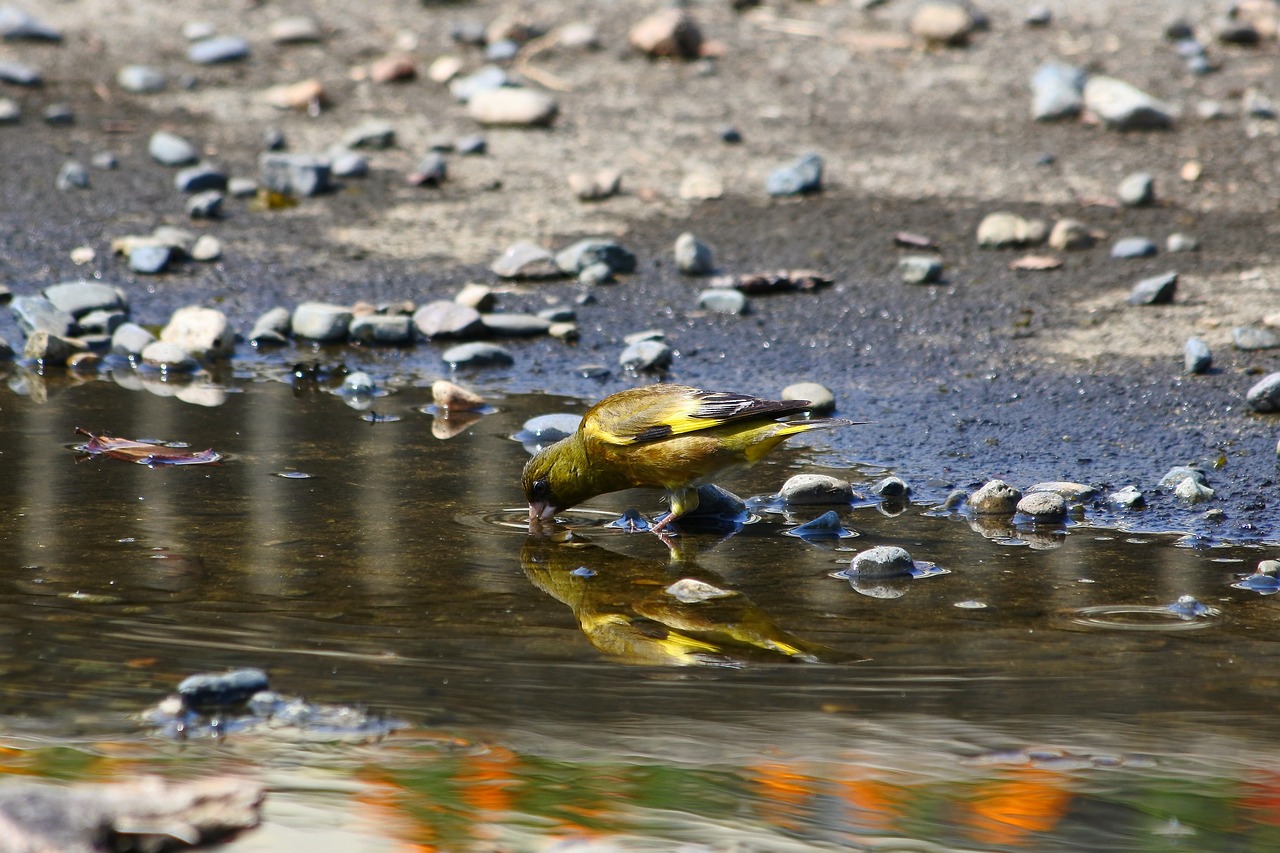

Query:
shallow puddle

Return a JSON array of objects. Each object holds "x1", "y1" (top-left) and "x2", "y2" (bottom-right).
[{"x1": 2, "y1": 363, "x2": 1280, "y2": 850}]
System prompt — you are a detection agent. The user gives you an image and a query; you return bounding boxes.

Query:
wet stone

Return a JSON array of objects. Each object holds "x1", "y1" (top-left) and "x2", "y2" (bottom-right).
[
  {"x1": 492, "y1": 241, "x2": 560, "y2": 279},
  {"x1": 579, "y1": 262, "x2": 615, "y2": 286},
  {"x1": 766, "y1": 153, "x2": 823, "y2": 196},
  {"x1": 140, "y1": 340, "x2": 198, "y2": 373},
  {"x1": 778, "y1": 474, "x2": 853, "y2": 505},
  {"x1": 1246, "y1": 372, "x2": 1280, "y2": 413},
  {"x1": 149, "y1": 131, "x2": 199, "y2": 166},
  {"x1": 1026, "y1": 481, "x2": 1097, "y2": 500},
  {"x1": 786, "y1": 510, "x2": 854, "y2": 540},
  {"x1": 481, "y1": 313, "x2": 551, "y2": 337},
  {"x1": 350, "y1": 314, "x2": 413, "y2": 345},
  {"x1": 781, "y1": 381, "x2": 836, "y2": 415},
  {"x1": 178, "y1": 668, "x2": 269, "y2": 709},
  {"x1": 413, "y1": 301, "x2": 484, "y2": 339},
  {"x1": 1118, "y1": 172, "x2": 1155, "y2": 207},
  {"x1": 24, "y1": 331, "x2": 83, "y2": 364},
  {"x1": 55, "y1": 160, "x2": 89, "y2": 191},
  {"x1": 1110, "y1": 485, "x2": 1145, "y2": 509},
  {"x1": 1158, "y1": 466, "x2": 1209, "y2": 491},
  {"x1": 443, "y1": 342, "x2": 515, "y2": 369},
  {"x1": 846, "y1": 545, "x2": 915, "y2": 579},
  {"x1": 454, "y1": 283, "x2": 495, "y2": 311},
  {"x1": 249, "y1": 307, "x2": 291, "y2": 345},
  {"x1": 899, "y1": 255, "x2": 943, "y2": 284},
  {"x1": 969, "y1": 479, "x2": 1022, "y2": 514},
  {"x1": 1185, "y1": 337, "x2": 1212, "y2": 374},
  {"x1": 1127, "y1": 272, "x2": 1177, "y2": 305},
  {"x1": 619, "y1": 339, "x2": 673, "y2": 372},
  {"x1": 1083, "y1": 76, "x2": 1175, "y2": 130},
  {"x1": 188, "y1": 35, "x2": 251, "y2": 65},
  {"x1": 292, "y1": 302, "x2": 352, "y2": 342},
  {"x1": 117, "y1": 65, "x2": 166, "y2": 93},
  {"x1": 1233, "y1": 326, "x2": 1280, "y2": 351},
  {"x1": 515, "y1": 413, "x2": 582, "y2": 445},
  {"x1": 468, "y1": 87, "x2": 558, "y2": 126},
  {"x1": 175, "y1": 163, "x2": 228, "y2": 193},
  {"x1": 432, "y1": 379, "x2": 485, "y2": 411},
  {"x1": 872, "y1": 475, "x2": 910, "y2": 497},
  {"x1": 555, "y1": 239, "x2": 637, "y2": 275},
  {"x1": 259, "y1": 153, "x2": 332, "y2": 196},
  {"x1": 1016, "y1": 491, "x2": 1067, "y2": 521},
  {"x1": 1175, "y1": 478, "x2": 1215, "y2": 504},
  {"x1": 0, "y1": 60, "x2": 40, "y2": 86},
  {"x1": 698, "y1": 289, "x2": 748, "y2": 314},
  {"x1": 161, "y1": 306, "x2": 234, "y2": 358},
  {"x1": 11, "y1": 296, "x2": 74, "y2": 336},
  {"x1": 1111, "y1": 237, "x2": 1157, "y2": 259},
  {"x1": 111, "y1": 322, "x2": 156, "y2": 358}
]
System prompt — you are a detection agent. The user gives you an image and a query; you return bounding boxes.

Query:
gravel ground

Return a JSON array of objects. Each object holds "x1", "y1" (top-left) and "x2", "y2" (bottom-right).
[{"x1": 1, "y1": 0, "x2": 1279, "y2": 541}]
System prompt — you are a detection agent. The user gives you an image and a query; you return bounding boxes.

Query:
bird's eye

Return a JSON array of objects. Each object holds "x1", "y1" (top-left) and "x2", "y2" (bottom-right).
[{"x1": 530, "y1": 477, "x2": 552, "y2": 502}]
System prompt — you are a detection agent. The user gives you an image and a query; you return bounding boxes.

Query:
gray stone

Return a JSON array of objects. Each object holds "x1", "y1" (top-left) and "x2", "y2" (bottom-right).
[
  {"x1": 579, "y1": 262, "x2": 615, "y2": 285},
  {"x1": 1247, "y1": 373, "x2": 1280, "y2": 413},
  {"x1": 697, "y1": 289, "x2": 748, "y2": 314},
  {"x1": 847, "y1": 546, "x2": 915, "y2": 579},
  {"x1": 413, "y1": 301, "x2": 484, "y2": 339},
  {"x1": 186, "y1": 190, "x2": 224, "y2": 219},
  {"x1": 149, "y1": 131, "x2": 199, "y2": 166},
  {"x1": 175, "y1": 163, "x2": 228, "y2": 193},
  {"x1": 0, "y1": 60, "x2": 40, "y2": 86},
  {"x1": 766, "y1": 153, "x2": 823, "y2": 196},
  {"x1": 11, "y1": 295, "x2": 74, "y2": 336},
  {"x1": 1118, "y1": 172, "x2": 1155, "y2": 207},
  {"x1": 188, "y1": 35, "x2": 250, "y2": 65},
  {"x1": 537, "y1": 306, "x2": 576, "y2": 323},
  {"x1": 781, "y1": 381, "x2": 836, "y2": 415},
  {"x1": 1127, "y1": 272, "x2": 1177, "y2": 305},
  {"x1": 1185, "y1": 337, "x2": 1212, "y2": 374},
  {"x1": 1048, "y1": 218, "x2": 1093, "y2": 250},
  {"x1": 23, "y1": 330, "x2": 83, "y2": 364},
  {"x1": 485, "y1": 38, "x2": 519, "y2": 62},
  {"x1": 1158, "y1": 466, "x2": 1208, "y2": 491},
  {"x1": 128, "y1": 244, "x2": 172, "y2": 274},
  {"x1": 442, "y1": 342, "x2": 515, "y2": 369},
  {"x1": 454, "y1": 283, "x2": 495, "y2": 311},
  {"x1": 111, "y1": 322, "x2": 156, "y2": 358},
  {"x1": 449, "y1": 65, "x2": 508, "y2": 102},
  {"x1": 481, "y1": 313, "x2": 552, "y2": 336},
  {"x1": 269, "y1": 15, "x2": 322, "y2": 44},
  {"x1": 182, "y1": 21, "x2": 217, "y2": 42},
  {"x1": 117, "y1": 65, "x2": 166, "y2": 93},
  {"x1": 456, "y1": 134, "x2": 487, "y2": 155},
  {"x1": 778, "y1": 474, "x2": 853, "y2": 505},
  {"x1": 1233, "y1": 327, "x2": 1280, "y2": 351},
  {"x1": 1016, "y1": 491, "x2": 1067, "y2": 521},
  {"x1": 555, "y1": 239, "x2": 637, "y2": 275},
  {"x1": 1026, "y1": 481, "x2": 1098, "y2": 500},
  {"x1": 55, "y1": 160, "x2": 89, "y2": 190},
  {"x1": 91, "y1": 151, "x2": 118, "y2": 170},
  {"x1": 1030, "y1": 62, "x2": 1085, "y2": 121},
  {"x1": 1083, "y1": 75, "x2": 1175, "y2": 130},
  {"x1": 150, "y1": 227, "x2": 197, "y2": 255},
  {"x1": 161, "y1": 306, "x2": 234, "y2": 358},
  {"x1": 330, "y1": 152, "x2": 368, "y2": 178},
  {"x1": 291, "y1": 302, "x2": 352, "y2": 342},
  {"x1": 341, "y1": 119, "x2": 396, "y2": 150},
  {"x1": 1110, "y1": 485, "x2": 1145, "y2": 508},
  {"x1": 968, "y1": 479, "x2": 1022, "y2": 514},
  {"x1": 619, "y1": 339, "x2": 673, "y2": 372},
  {"x1": 408, "y1": 151, "x2": 447, "y2": 186},
  {"x1": 675, "y1": 232, "x2": 714, "y2": 275},
  {"x1": 468, "y1": 87, "x2": 558, "y2": 126},
  {"x1": 1111, "y1": 237, "x2": 1157, "y2": 259},
  {"x1": 259, "y1": 153, "x2": 332, "y2": 196},
  {"x1": 140, "y1": 340, "x2": 198, "y2": 373},
  {"x1": 0, "y1": 6, "x2": 61, "y2": 40},
  {"x1": 492, "y1": 241, "x2": 560, "y2": 279},
  {"x1": 191, "y1": 235, "x2": 222, "y2": 261},
  {"x1": 77, "y1": 309, "x2": 126, "y2": 335},
  {"x1": 1167, "y1": 233, "x2": 1199, "y2": 253},
  {"x1": 1245, "y1": 87, "x2": 1276, "y2": 119},
  {"x1": 228, "y1": 177, "x2": 258, "y2": 197},
  {"x1": 871, "y1": 475, "x2": 910, "y2": 497},
  {"x1": 1175, "y1": 477, "x2": 1215, "y2": 504},
  {"x1": 977, "y1": 212, "x2": 1046, "y2": 247},
  {"x1": 899, "y1": 255, "x2": 943, "y2": 284},
  {"x1": 43, "y1": 103, "x2": 73, "y2": 125},
  {"x1": 350, "y1": 314, "x2": 413, "y2": 345},
  {"x1": 248, "y1": 307, "x2": 291, "y2": 345},
  {"x1": 0, "y1": 97, "x2": 18, "y2": 123},
  {"x1": 43, "y1": 281, "x2": 127, "y2": 319},
  {"x1": 518, "y1": 413, "x2": 582, "y2": 443}
]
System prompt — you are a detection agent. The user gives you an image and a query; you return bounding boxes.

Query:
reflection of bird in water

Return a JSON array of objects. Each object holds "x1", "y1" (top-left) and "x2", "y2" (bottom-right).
[
  {"x1": 522, "y1": 384, "x2": 855, "y2": 535},
  {"x1": 520, "y1": 537, "x2": 849, "y2": 667}
]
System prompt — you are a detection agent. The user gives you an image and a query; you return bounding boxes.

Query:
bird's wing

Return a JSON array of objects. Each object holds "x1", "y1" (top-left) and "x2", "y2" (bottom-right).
[{"x1": 583, "y1": 385, "x2": 811, "y2": 446}]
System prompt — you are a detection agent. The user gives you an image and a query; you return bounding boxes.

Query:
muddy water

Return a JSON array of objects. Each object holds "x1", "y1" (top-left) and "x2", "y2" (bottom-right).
[{"x1": 2, "y1": 364, "x2": 1280, "y2": 851}]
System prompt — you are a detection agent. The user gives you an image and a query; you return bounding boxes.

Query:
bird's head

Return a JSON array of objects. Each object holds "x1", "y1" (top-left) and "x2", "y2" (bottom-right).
[{"x1": 521, "y1": 435, "x2": 595, "y2": 526}]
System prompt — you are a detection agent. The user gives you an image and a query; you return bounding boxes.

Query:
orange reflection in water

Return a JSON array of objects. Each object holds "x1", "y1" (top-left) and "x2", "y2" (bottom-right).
[{"x1": 962, "y1": 772, "x2": 1074, "y2": 846}]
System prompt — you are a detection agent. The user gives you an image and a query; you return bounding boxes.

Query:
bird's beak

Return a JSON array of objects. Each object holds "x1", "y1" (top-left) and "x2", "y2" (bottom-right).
[{"x1": 528, "y1": 502, "x2": 557, "y2": 526}]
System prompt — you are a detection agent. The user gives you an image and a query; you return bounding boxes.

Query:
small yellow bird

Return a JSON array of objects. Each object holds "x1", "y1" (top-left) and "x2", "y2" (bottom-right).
[{"x1": 522, "y1": 384, "x2": 855, "y2": 532}]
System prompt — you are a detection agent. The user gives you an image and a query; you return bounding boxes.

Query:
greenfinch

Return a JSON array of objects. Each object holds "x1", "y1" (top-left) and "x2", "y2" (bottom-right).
[{"x1": 522, "y1": 384, "x2": 855, "y2": 532}]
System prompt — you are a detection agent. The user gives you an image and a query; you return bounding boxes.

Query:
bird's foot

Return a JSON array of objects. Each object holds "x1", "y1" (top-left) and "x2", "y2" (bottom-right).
[{"x1": 606, "y1": 508, "x2": 654, "y2": 533}]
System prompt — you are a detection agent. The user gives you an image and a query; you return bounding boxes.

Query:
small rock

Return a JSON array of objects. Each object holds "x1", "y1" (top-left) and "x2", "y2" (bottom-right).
[
  {"x1": 331, "y1": 152, "x2": 369, "y2": 178},
  {"x1": 555, "y1": 239, "x2": 637, "y2": 275},
  {"x1": 442, "y1": 342, "x2": 515, "y2": 369},
  {"x1": 778, "y1": 474, "x2": 853, "y2": 505},
  {"x1": 407, "y1": 152, "x2": 447, "y2": 187},
  {"x1": 910, "y1": 2, "x2": 975, "y2": 46},
  {"x1": 350, "y1": 314, "x2": 413, "y2": 345},
  {"x1": 456, "y1": 134, "x2": 487, "y2": 155},
  {"x1": 23, "y1": 330, "x2": 83, "y2": 364},
  {"x1": 557, "y1": 22, "x2": 600, "y2": 50},
  {"x1": 968, "y1": 479, "x2": 1022, "y2": 514},
  {"x1": 871, "y1": 475, "x2": 910, "y2": 497},
  {"x1": 1110, "y1": 485, "x2": 1145, "y2": 508},
  {"x1": 291, "y1": 302, "x2": 352, "y2": 342},
  {"x1": 259, "y1": 153, "x2": 332, "y2": 196},
  {"x1": 149, "y1": 131, "x2": 200, "y2": 166},
  {"x1": 481, "y1": 313, "x2": 552, "y2": 337},
  {"x1": 128, "y1": 244, "x2": 173, "y2": 274},
  {"x1": 428, "y1": 55, "x2": 464, "y2": 84},
  {"x1": 1118, "y1": 172, "x2": 1155, "y2": 207},
  {"x1": 140, "y1": 340, "x2": 198, "y2": 373},
  {"x1": 1025, "y1": 5, "x2": 1052, "y2": 26},
  {"x1": 0, "y1": 60, "x2": 40, "y2": 86},
  {"x1": 413, "y1": 302, "x2": 485, "y2": 339},
  {"x1": 342, "y1": 118, "x2": 396, "y2": 150},
  {"x1": 1184, "y1": 337, "x2": 1212, "y2": 374},
  {"x1": 0, "y1": 6, "x2": 61, "y2": 41},
  {"x1": 568, "y1": 169, "x2": 622, "y2": 201},
  {"x1": 370, "y1": 55, "x2": 417, "y2": 84},
  {"x1": 181, "y1": 21, "x2": 216, "y2": 42},
  {"x1": 898, "y1": 255, "x2": 943, "y2": 284},
  {"x1": 766, "y1": 153, "x2": 823, "y2": 196},
  {"x1": 455, "y1": 283, "x2": 496, "y2": 311},
  {"x1": 1016, "y1": 491, "x2": 1067, "y2": 521},
  {"x1": 629, "y1": 8, "x2": 703, "y2": 58},
  {"x1": 449, "y1": 65, "x2": 508, "y2": 102},
  {"x1": 110, "y1": 322, "x2": 157, "y2": 358},
  {"x1": 1167, "y1": 233, "x2": 1199, "y2": 253},
  {"x1": 174, "y1": 163, "x2": 228, "y2": 193},
  {"x1": 977, "y1": 212, "x2": 1047, "y2": 248},
  {"x1": 619, "y1": 339, "x2": 673, "y2": 372},
  {"x1": 1175, "y1": 478, "x2": 1215, "y2": 504},
  {"x1": 432, "y1": 380, "x2": 486, "y2": 411},
  {"x1": 186, "y1": 190, "x2": 224, "y2": 219},
  {"x1": 0, "y1": 97, "x2": 18, "y2": 123},
  {"x1": 1233, "y1": 326, "x2": 1280, "y2": 351},
  {"x1": 468, "y1": 87, "x2": 558, "y2": 126},
  {"x1": 485, "y1": 39, "x2": 519, "y2": 62},
  {"x1": 1248, "y1": 373, "x2": 1280, "y2": 413},
  {"x1": 1158, "y1": 466, "x2": 1209, "y2": 491},
  {"x1": 1111, "y1": 237, "x2": 1157, "y2": 259},
  {"x1": 178, "y1": 669, "x2": 269, "y2": 709},
  {"x1": 492, "y1": 241, "x2": 560, "y2": 279},
  {"x1": 678, "y1": 170, "x2": 724, "y2": 200},
  {"x1": 1244, "y1": 87, "x2": 1276, "y2": 119},
  {"x1": 249, "y1": 307, "x2": 291, "y2": 345},
  {"x1": 161, "y1": 306, "x2": 234, "y2": 358},
  {"x1": 781, "y1": 381, "x2": 836, "y2": 415},
  {"x1": 188, "y1": 35, "x2": 251, "y2": 65},
  {"x1": 228, "y1": 177, "x2": 258, "y2": 197},
  {"x1": 579, "y1": 263, "x2": 615, "y2": 286},
  {"x1": 191, "y1": 235, "x2": 222, "y2": 262},
  {"x1": 1048, "y1": 218, "x2": 1093, "y2": 251},
  {"x1": 1217, "y1": 18, "x2": 1261, "y2": 45},
  {"x1": 43, "y1": 281, "x2": 126, "y2": 320},
  {"x1": 117, "y1": 65, "x2": 166, "y2": 93},
  {"x1": 697, "y1": 289, "x2": 749, "y2": 314},
  {"x1": 262, "y1": 79, "x2": 324, "y2": 111},
  {"x1": 1127, "y1": 272, "x2": 1177, "y2": 305},
  {"x1": 1083, "y1": 76, "x2": 1176, "y2": 130},
  {"x1": 846, "y1": 546, "x2": 915, "y2": 578},
  {"x1": 56, "y1": 160, "x2": 89, "y2": 191},
  {"x1": 516, "y1": 413, "x2": 582, "y2": 445},
  {"x1": 269, "y1": 15, "x2": 322, "y2": 44},
  {"x1": 675, "y1": 233, "x2": 715, "y2": 275},
  {"x1": 1030, "y1": 63, "x2": 1085, "y2": 121},
  {"x1": 43, "y1": 103, "x2": 73, "y2": 125},
  {"x1": 1026, "y1": 482, "x2": 1098, "y2": 500}
]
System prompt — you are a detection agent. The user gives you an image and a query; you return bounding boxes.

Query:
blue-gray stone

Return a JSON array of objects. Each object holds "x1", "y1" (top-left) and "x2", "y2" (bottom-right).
[
  {"x1": 778, "y1": 474, "x2": 854, "y2": 505},
  {"x1": 481, "y1": 313, "x2": 552, "y2": 336},
  {"x1": 43, "y1": 103, "x2": 73, "y2": 125},
  {"x1": 1247, "y1": 373, "x2": 1280, "y2": 413},
  {"x1": 0, "y1": 6, "x2": 61, "y2": 40},
  {"x1": 117, "y1": 65, "x2": 166, "y2": 93},
  {"x1": 1184, "y1": 337, "x2": 1212, "y2": 374},
  {"x1": 1127, "y1": 271, "x2": 1177, "y2": 305},
  {"x1": 1082, "y1": 76, "x2": 1175, "y2": 130},
  {"x1": 149, "y1": 130, "x2": 199, "y2": 166},
  {"x1": 449, "y1": 65, "x2": 508, "y2": 102},
  {"x1": 409, "y1": 151, "x2": 447, "y2": 186},
  {"x1": 1233, "y1": 326, "x2": 1280, "y2": 351},
  {"x1": 555, "y1": 239, "x2": 637, "y2": 275},
  {"x1": 675, "y1": 232, "x2": 714, "y2": 275},
  {"x1": 78, "y1": 309, "x2": 126, "y2": 335},
  {"x1": 291, "y1": 302, "x2": 352, "y2": 342},
  {"x1": 456, "y1": 133, "x2": 487, "y2": 155},
  {"x1": 92, "y1": 151, "x2": 118, "y2": 170},
  {"x1": 515, "y1": 413, "x2": 582, "y2": 444},
  {"x1": 128, "y1": 245, "x2": 173, "y2": 274},
  {"x1": 413, "y1": 302, "x2": 485, "y2": 339},
  {"x1": 844, "y1": 545, "x2": 915, "y2": 579},
  {"x1": 178, "y1": 668, "x2": 269, "y2": 708},
  {"x1": 55, "y1": 160, "x2": 89, "y2": 190},
  {"x1": 0, "y1": 60, "x2": 41, "y2": 86},
  {"x1": 1109, "y1": 485, "x2": 1145, "y2": 509},
  {"x1": 697, "y1": 289, "x2": 748, "y2": 314},
  {"x1": 330, "y1": 152, "x2": 368, "y2": 178},
  {"x1": 872, "y1": 475, "x2": 910, "y2": 497},
  {"x1": 1030, "y1": 62, "x2": 1085, "y2": 121},
  {"x1": 10, "y1": 296, "x2": 74, "y2": 336},
  {"x1": 578, "y1": 262, "x2": 615, "y2": 285},
  {"x1": 44, "y1": 281, "x2": 127, "y2": 319},
  {"x1": 259, "y1": 152, "x2": 333, "y2": 196},
  {"x1": 618, "y1": 339, "x2": 673, "y2": 372},
  {"x1": 341, "y1": 119, "x2": 395, "y2": 150},
  {"x1": 350, "y1": 314, "x2": 413, "y2": 345},
  {"x1": 186, "y1": 190, "x2": 224, "y2": 219},
  {"x1": 899, "y1": 255, "x2": 943, "y2": 284},
  {"x1": 443, "y1": 341, "x2": 515, "y2": 369},
  {"x1": 1158, "y1": 465, "x2": 1208, "y2": 491},
  {"x1": 1111, "y1": 237, "x2": 1157, "y2": 259},
  {"x1": 766, "y1": 153, "x2": 823, "y2": 196},
  {"x1": 785, "y1": 510, "x2": 855, "y2": 540},
  {"x1": 174, "y1": 163, "x2": 227, "y2": 192},
  {"x1": 188, "y1": 36, "x2": 251, "y2": 65},
  {"x1": 485, "y1": 38, "x2": 520, "y2": 62},
  {"x1": 1118, "y1": 172, "x2": 1155, "y2": 207},
  {"x1": 110, "y1": 322, "x2": 156, "y2": 358}
]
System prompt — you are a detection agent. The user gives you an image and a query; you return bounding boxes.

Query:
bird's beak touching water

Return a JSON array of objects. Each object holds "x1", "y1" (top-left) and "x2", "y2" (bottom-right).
[{"x1": 528, "y1": 502, "x2": 557, "y2": 525}]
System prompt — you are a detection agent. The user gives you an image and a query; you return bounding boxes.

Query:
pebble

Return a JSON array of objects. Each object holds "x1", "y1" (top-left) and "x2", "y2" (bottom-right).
[
  {"x1": 331, "y1": 152, "x2": 369, "y2": 178},
  {"x1": 1118, "y1": 172, "x2": 1155, "y2": 207},
  {"x1": 128, "y1": 244, "x2": 172, "y2": 274},
  {"x1": 140, "y1": 340, "x2": 198, "y2": 373},
  {"x1": 1111, "y1": 237, "x2": 1157, "y2": 259},
  {"x1": 619, "y1": 339, "x2": 673, "y2": 372},
  {"x1": 186, "y1": 190, "x2": 224, "y2": 219},
  {"x1": 43, "y1": 281, "x2": 126, "y2": 320},
  {"x1": 70, "y1": 246, "x2": 95, "y2": 265},
  {"x1": 178, "y1": 669, "x2": 269, "y2": 709},
  {"x1": 781, "y1": 381, "x2": 836, "y2": 415},
  {"x1": 1245, "y1": 88, "x2": 1276, "y2": 120},
  {"x1": 259, "y1": 153, "x2": 333, "y2": 196},
  {"x1": 160, "y1": 306, "x2": 234, "y2": 358},
  {"x1": 43, "y1": 103, "x2": 73, "y2": 125},
  {"x1": 492, "y1": 241, "x2": 560, "y2": 279},
  {"x1": 269, "y1": 15, "x2": 322, "y2": 44},
  {"x1": 1025, "y1": 5, "x2": 1052, "y2": 26},
  {"x1": 1233, "y1": 326, "x2": 1280, "y2": 351},
  {"x1": 111, "y1": 322, "x2": 157, "y2": 358},
  {"x1": 557, "y1": 22, "x2": 600, "y2": 50},
  {"x1": 56, "y1": 160, "x2": 89, "y2": 191},
  {"x1": 370, "y1": 55, "x2": 417, "y2": 84},
  {"x1": 1158, "y1": 466, "x2": 1209, "y2": 492},
  {"x1": 872, "y1": 475, "x2": 910, "y2": 497},
  {"x1": 766, "y1": 153, "x2": 823, "y2": 196},
  {"x1": 1175, "y1": 478, "x2": 1215, "y2": 504},
  {"x1": 1217, "y1": 19, "x2": 1261, "y2": 45},
  {"x1": 408, "y1": 152, "x2": 447, "y2": 187},
  {"x1": 342, "y1": 118, "x2": 396, "y2": 150},
  {"x1": 149, "y1": 131, "x2": 200, "y2": 166},
  {"x1": 968, "y1": 479, "x2": 1022, "y2": 514},
  {"x1": 538, "y1": 306, "x2": 575, "y2": 323},
  {"x1": 0, "y1": 6, "x2": 61, "y2": 40},
  {"x1": 175, "y1": 163, "x2": 228, "y2": 193},
  {"x1": 0, "y1": 97, "x2": 18, "y2": 123},
  {"x1": 248, "y1": 307, "x2": 290, "y2": 345},
  {"x1": 485, "y1": 39, "x2": 519, "y2": 62},
  {"x1": 516, "y1": 413, "x2": 582, "y2": 445},
  {"x1": 555, "y1": 239, "x2": 637, "y2": 275},
  {"x1": 675, "y1": 233, "x2": 714, "y2": 275},
  {"x1": 697, "y1": 289, "x2": 748, "y2": 314},
  {"x1": 1248, "y1": 373, "x2": 1280, "y2": 413},
  {"x1": 976, "y1": 212, "x2": 1047, "y2": 248},
  {"x1": 432, "y1": 380, "x2": 486, "y2": 411},
  {"x1": 263, "y1": 79, "x2": 324, "y2": 111},
  {"x1": 1167, "y1": 233, "x2": 1199, "y2": 253},
  {"x1": 579, "y1": 263, "x2": 615, "y2": 286},
  {"x1": 679, "y1": 170, "x2": 724, "y2": 201},
  {"x1": 182, "y1": 21, "x2": 217, "y2": 42},
  {"x1": 455, "y1": 283, "x2": 496, "y2": 311},
  {"x1": 786, "y1": 510, "x2": 853, "y2": 540},
  {"x1": 910, "y1": 2, "x2": 975, "y2": 46},
  {"x1": 629, "y1": 8, "x2": 703, "y2": 58},
  {"x1": 0, "y1": 60, "x2": 40, "y2": 86},
  {"x1": 1016, "y1": 491, "x2": 1067, "y2": 521},
  {"x1": 228, "y1": 177, "x2": 258, "y2": 197},
  {"x1": 777, "y1": 474, "x2": 853, "y2": 505},
  {"x1": 350, "y1": 314, "x2": 413, "y2": 345},
  {"x1": 188, "y1": 35, "x2": 251, "y2": 65},
  {"x1": 24, "y1": 331, "x2": 83, "y2": 365},
  {"x1": 1109, "y1": 485, "x2": 1145, "y2": 509},
  {"x1": 1030, "y1": 63, "x2": 1085, "y2": 121},
  {"x1": 845, "y1": 546, "x2": 915, "y2": 579},
  {"x1": 1127, "y1": 272, "x2": 1177, "y2": 305},
  {"x1": 443, "y1": 342, "x2": 515, "y2": 369},
  {"x1": 1184, "y1": 337, "x2": 1212, "y2": 374},
  {"x1": 456, "y1": 134, "x2": 487, "y2": 155},
  {"x1": 568, "y1": 169, "x2": 622, "y2": 201},
  {"x1": 899, "y1": 255, "x2": 943, "y2": 284},
  {"x1": 91, "y1": 151, "x2": 118, "y2": 170},
  {"x1": 117, "y1": 65, "x2": 167, "y2": 93},
  {"x1": 412, "y1": 302, "x2": 484, "y2": 339},
  {"x1": 291, "y1": 302, "x2": 352, "y2": 342},
  {"x1": 467, "y1": 87, "x2": 558, "y2": 126},
  {"x1": 449, "y1": 65, "x2": 507, "y2": 102},
  {"x1": 1082, "y1": 76, "x2": 1175, "y2": 130},
  {"x1": 481, "y1": 313, "x2": 552, "y2": 336},
  {"x1": 1048, "y1": 218, "x2": 1093, "y2": 251}
]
